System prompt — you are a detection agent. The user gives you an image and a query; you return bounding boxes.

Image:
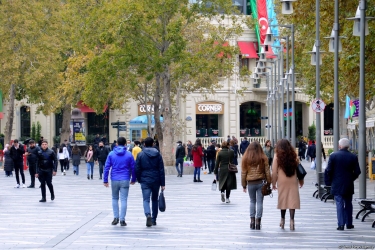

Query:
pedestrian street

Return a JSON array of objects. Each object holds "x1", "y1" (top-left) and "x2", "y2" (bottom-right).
[{"x1": 0, "y1": 160, "x2": 374, "y2": 250}]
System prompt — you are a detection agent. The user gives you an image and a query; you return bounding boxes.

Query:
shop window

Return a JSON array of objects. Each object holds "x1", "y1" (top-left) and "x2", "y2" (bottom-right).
[
  {"x1": 239, "y1": 102, "x2": 262, "y2": 136},
  {"x1": 132, "y1": 130, "x2": 142, "y2": 141},
  {"x1": 324, "y1": 103, "x2": 334, "y2": 135},
  {"x1": 87, "y1": 110, "x2": 109, "y2": 136},
  {"x1": 20, "y1": 106, "x2": 31, "y2": 138},
  {"x1": 196, "y1": 114, "x2": 219, "y2": 137}
]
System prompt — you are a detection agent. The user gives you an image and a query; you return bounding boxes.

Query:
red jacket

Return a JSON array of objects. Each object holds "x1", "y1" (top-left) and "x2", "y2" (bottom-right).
[{"x1": 191, "y1": 146, "x2": 203, "y2": 168}]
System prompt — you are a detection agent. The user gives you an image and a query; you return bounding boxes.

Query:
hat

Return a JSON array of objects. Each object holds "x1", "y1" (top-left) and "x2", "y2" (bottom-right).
[
  {"x1": 177, "y1": 140, "x2": 182, "y2": 144},
  {"x1": 211, "y1": 140, "x2": 216, "y2": 143}
]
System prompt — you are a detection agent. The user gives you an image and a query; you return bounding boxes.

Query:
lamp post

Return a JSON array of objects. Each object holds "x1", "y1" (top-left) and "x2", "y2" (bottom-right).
[{"x1": 347, "y1": 0, "x2": 374, "y2": 199}]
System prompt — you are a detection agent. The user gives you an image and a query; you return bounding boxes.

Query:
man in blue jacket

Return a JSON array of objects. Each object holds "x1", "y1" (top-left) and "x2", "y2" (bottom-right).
[
  {"x1": 325, "y1": 138, "x2": 361, "y2": 231},
  {"x1": 136, "y1": 137, "x2": 165, "y2": 227},
  {"x1": 103, "y1": 137, "x2": 136, "y2": 227}
]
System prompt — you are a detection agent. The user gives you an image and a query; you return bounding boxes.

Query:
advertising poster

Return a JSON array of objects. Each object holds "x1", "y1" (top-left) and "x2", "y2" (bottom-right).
[{"x1": 70, "y1": 121, "x2": 86, "y2": 145}]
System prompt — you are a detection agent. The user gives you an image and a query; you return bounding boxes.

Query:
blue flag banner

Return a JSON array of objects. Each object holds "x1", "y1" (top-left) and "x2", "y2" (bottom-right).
[
  {"x1": 344, "y1": 95, "x2": 350, "y2": 119},
  {"x1": 283, "y1": 108, "x2": 292, "y2": 120},
  {"x1": 266, "y1": 0, "x2": 280, "y2": 54}
]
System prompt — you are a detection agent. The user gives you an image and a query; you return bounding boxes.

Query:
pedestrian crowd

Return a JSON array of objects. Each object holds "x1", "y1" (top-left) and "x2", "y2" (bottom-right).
[{"x1": 2, "y1": 134, "x2": 360, "y2": 231}]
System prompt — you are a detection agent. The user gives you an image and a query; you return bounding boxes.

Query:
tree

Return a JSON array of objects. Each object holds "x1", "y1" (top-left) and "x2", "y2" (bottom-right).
[
  {"x1": 308, "y1": 123, "x2": 316, "y2": 141},
  {"x1": 80, "y1": 0, "x2": 250, "y2": 165},
  {"x1": 31, "y1": 122, "x2": 37, "y2": 141},
  {"x1": 277, "y1": 1, "x2": 375, "y2": 103}
]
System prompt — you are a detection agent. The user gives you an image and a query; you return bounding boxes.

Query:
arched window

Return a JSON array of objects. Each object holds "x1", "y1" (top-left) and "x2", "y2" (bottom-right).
[
  {"x1": 240, "y1": 102, "x2": 262, "y2": 136},
  {"x1": 20, "y1": 106, "x2": 31, "y2": 138}
]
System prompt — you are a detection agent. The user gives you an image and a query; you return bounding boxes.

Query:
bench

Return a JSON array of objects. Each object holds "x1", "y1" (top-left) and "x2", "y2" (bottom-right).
[
  {"x1": 355, "y1": 199, "x2": 375, "y2": 222},
  {"x1": 312, "y1": 182, "x2": 319, "y2": 199},
  {"x1": 320, "y1": 185, "x2": 334, "y2": 202},
  {"x1": 372, "y1": 205, "x2": 375, "y2": 228}
]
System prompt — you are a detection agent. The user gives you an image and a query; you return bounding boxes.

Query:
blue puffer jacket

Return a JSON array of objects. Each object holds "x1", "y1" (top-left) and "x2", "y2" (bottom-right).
[
  {"x1": 104, "y1": 146, "x2": 136, "y2": 183},
  {"x1": 136, "y1": 147, "x2": 165, "y2": 186}
]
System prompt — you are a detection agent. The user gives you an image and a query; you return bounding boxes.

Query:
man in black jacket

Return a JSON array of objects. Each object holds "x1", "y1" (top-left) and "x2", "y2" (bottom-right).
[
  {"x1": 136, "y1": 137, "x2": 165, "y2": 227},
  {"x1": 175, "y1": 140, "x2": 185, "y2": 177},
  {"x1": 25, "y1": 140, "x2": 40, "y2": 188},
  {"x1": 240, "y1": 137, "x2": 250, "y2": 156},
  {"x1": 206, "y1": 140, "x2": 216, "y2": 174},
  {"x1": 325, "y1": 138, "x2": 361, "y2": 231},
  {"x1": 96, "y1": 141, "x2": 110, "y2": 180},
  {"x1": 36, "y1": 140, "x2": 58, "y2": 202},
  {"x1": 10, "y1": 139, "x2": 26, "y2": 188}
]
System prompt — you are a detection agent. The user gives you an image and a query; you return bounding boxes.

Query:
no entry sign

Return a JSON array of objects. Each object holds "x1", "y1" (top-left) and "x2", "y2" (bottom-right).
[{"x1": 312, "y1": 99, "x2": 326, "y2": 113}]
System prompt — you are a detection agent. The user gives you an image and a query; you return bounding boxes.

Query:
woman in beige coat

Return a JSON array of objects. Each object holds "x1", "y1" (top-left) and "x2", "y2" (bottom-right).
[{"x1": 272, "y1": 139, "x2": 304, "y2": 230}]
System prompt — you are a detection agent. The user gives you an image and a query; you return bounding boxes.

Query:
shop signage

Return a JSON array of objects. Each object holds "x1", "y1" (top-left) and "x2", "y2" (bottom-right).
[
  {"x1": 138, "y1": 103, "x2": 155, "y2": 115},
  {"x1": 196, "y1": 102, "x2": 224, "y2": 114}
]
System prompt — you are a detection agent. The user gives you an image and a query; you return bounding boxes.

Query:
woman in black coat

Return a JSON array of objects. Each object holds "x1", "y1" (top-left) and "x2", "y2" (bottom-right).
[
  {"x1": 4, "y1": 145, "x2": 14, "y2": 177},
  {"x1": 229, "y1": 140, "x2": 238, "y2": 165},
  {"x1": 214, "y1": 141, "x2": 237, "y2": 204}
]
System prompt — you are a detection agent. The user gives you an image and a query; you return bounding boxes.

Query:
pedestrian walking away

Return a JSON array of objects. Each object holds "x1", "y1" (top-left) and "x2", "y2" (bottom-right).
[
  {"x1": 132, "y1": 141, "x2": 142, "y2": 161},
  {"x1": 324, "y1": 138, "x2": 361, "y2": 231},
  {"x1": 307, "y1": 141, "x2": 316, "y2": 162},
  {"x1": 103, "y1": 137, "x2": 136, "y2": 227},
  {"x1": 263, "y1": 140, "x2": 274, "y2": 170},
  {"x1": 206, "y1": 140, "x2": 216, "y2": 174},
  {"x1": 242, "y1": 141, "x2": 271, "y2": 230},
  {"x1": 298, "y1": 138, "x2": 306, "y2": 161},
  {"x1": 64, "y1": 140, "x2": 72, "y2": 170},
  {"x1": 36, "y1": 140, "x2": 58, "y2": 202},
  {"x1": 97, "y1": 141, "x2": 110, "y2": 180},
  {"x1": 191, "y1": 139, "x2": 204, "y2": 182},
  {"x1": 136, "y1": 137, "x2": 166, "y2": 227},
  {"x1": 175, "y1": 140, "x2": 185, "y2": 177},
  {"x1": 272, "y1": 139, "x2": 303, "y2": 231},
  {"x1": 25, "y1": 140, "x2": 40, "y2": 188},
  {"x1": 71, "y1": 145, "x2": 82, "y2": 175},
  {"x1": 84, "y1": 145, "x2": 96, "y2": 180},
  {"x1": 186, "y1": 140, "x2": 193, "y2": 161},
  {"x1": 229, "y1": 140, "x2": 239, "y2": 166},
  {"x1": 214, "y1": 141, "x2": 237, "y2": 204},
  {"x1": 58, "y1": 144, "x2": 69, "y2": 175},
  {"x1": 3, "y1": 144, "x2": 14, "y2": 177},
  {"x1": 10, "y1": 139, "x2": 26, "y2": 188},
  {"x1": 240, "y1": 137, "x2": 250, "y2": 156}
]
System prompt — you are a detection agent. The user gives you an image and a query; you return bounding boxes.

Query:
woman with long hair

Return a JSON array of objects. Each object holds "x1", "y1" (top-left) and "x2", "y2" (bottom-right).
[
  {"x1": 84, "y1": 145, "x2": 96, "y2": 180},
  {"x1": 263, "y1": 140, "x2": 274, "y2": 170},
  {"x1": 191, "y1": 139, "x2": 204, "y2": 182},
  {"x1": 229, "y1": 140, "x2": 238, "y2": 166},
  {"x1": 58, "y1": 144, "x2": 69, "y2": 175},
  {"x1": 71, "y1": 145, "x2": 81, "y2": 175},
  {"x1": 241, "y1": 141, "x2": 271, "y2": 230},
  {"x1": 4, "y1": 144, "x2": 13, "y2": 177},
  {"x1": 272, "y1": 139, "x2": 304, "y2": 230},
  {"x1": 214, "y1": 141, "x2": 237, "y2": 203}
]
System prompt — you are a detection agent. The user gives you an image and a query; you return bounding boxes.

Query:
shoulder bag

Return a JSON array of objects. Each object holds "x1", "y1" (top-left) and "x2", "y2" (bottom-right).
[
  {"x1": 261, "y1": 163, "x2": 272, "y2": 197},
  {"x1": 227, "y1": 150, "x2": 238, "y2": 173},
  {"x1": 297, "y1": 163, "x2": 307, "y2": 180}
]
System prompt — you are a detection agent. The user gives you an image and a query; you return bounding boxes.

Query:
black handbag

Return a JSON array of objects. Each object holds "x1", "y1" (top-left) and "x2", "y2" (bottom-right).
[
  {"x1": 158, "y1": 190, "x2": 166, "y2": 212},
  {"x1": 261, "y1": 183, "x2": 272, "y2": 196},
  {"x1": 297, "y1": 163, "x2": 307, "y2": 180},
  {"x1": 227, "y1": 150, "x2": 238, "y2": 173}
]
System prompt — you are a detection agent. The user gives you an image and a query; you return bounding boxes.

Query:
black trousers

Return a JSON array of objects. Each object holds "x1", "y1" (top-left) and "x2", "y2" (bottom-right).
[
  {"x1": 59, "y1": 159, "x2": 67, "y2": 172},
  {"x1": 38, "y1": 169, "x2": 54, "y2": 198},
  {"x1": 14, "y1": 161, "x2": 25, "y2": 185},
  {"x1": 29, "y1": 163, "x2": 36, "y2": 186}
]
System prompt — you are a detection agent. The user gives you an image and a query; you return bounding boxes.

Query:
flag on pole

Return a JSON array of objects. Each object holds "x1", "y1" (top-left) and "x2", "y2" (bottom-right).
[
  {"x1": 344, "y1": 95, "x2": 350, "y2": 119},
  {"x1": 266, "y1": 0, "x2": 280, "y2": 54},
  {"x1": 0, "y1": 91, "x2": 3, "y2": 119}
]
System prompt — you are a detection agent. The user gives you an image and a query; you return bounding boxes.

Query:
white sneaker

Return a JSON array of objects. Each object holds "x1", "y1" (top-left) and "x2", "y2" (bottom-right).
[
  {"x1": 22, "y1": 184, "x2": 26, "y2": 188},
  {"x1": 226, "y1": 198, "x2": 230, "y2": 203},
  {"x1": 63, "y1": 170, "x2": 66, "y2": 176},
  {"x1": 15, "y1": 184, "x2": 20, "y2": 188},
  {"x1": 221, "y1": 192, "x2": 225, "y2": 202}
]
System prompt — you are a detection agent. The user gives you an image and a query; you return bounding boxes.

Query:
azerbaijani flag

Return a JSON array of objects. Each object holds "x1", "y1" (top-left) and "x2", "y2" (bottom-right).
[
  {"x1": 344, "y1": 95, "x2": 356, "y2": 121},
  {"x1": 249, "y1": 0, "x2": 278, "y2": 54}
]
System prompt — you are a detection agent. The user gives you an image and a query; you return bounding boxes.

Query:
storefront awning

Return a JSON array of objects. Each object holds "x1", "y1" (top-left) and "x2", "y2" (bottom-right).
[
  {"x1": 77, "y1": 101, "x2": 107, "y2": 113},
  {"x1": 129, "y1": 115, "x2": 163, "y2": 129},
  {"x1": 237, "y1": 41, "x2": 258, "y2": 59}
]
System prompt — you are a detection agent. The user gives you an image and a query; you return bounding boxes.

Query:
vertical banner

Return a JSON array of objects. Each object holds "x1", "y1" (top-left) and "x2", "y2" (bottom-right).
[
  {"x1": 283, "y1": 108, "x2": 293, "y2": 120},
  {"x1": 249, "y1": 0, "x2": 261, "y2": 50},
  {"x1": 70, "y1": 121, "x2": 86, "y2": 145},
  {"x1": 266, "y1": 0, "x2": 280, "y2": 54},
  {"x1": 257, "y1": 0, "x2": 269, "y2": 45},
  {"x1": 0, "y1": 91, "x2": 3, "y2": 119}
]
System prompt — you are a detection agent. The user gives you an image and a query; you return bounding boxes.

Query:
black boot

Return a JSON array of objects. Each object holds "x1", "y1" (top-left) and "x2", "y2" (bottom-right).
[
  {"x1": 39, "y1": 197, "x2": 46, "y2": 202},
  {"x1": 255, "y1": 218, "x2": 261, "y2": 230},
  {"x1": 87, "y1": 175, "x2": 90, "y2": 180},
  {"x1": 197, "y1": 179, "x2": 203, "y2": 182},
  {"x1": 91, "y1": 175, "x2": 93, "y2": 180},
  {"x1": 250, "y1": 217, "x2": 255, "y2": 230},
  {"x1": 194, "y1": 178, "x2": 197, "y2": 182}
]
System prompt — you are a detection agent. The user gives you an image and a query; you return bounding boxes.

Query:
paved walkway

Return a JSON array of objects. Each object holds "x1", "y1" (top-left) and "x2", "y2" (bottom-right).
[{"x1": 0, "y1": 160, "x2": 374, "y2": 250}]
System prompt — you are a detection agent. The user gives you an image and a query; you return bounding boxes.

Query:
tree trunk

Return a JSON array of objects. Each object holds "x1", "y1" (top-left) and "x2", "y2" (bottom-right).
[
  {"x1": 4, "y1": 84, "x2": 15, "y2": 144},
  {"x1": 60, "y1": 104, "x2": 71, "y2": 144},
  {"x1": 154, "y1": 73, "x2": 163, "y2": 152},
  {"x1": 161, "y1": 68, "x2": 174, "y2": 166}
]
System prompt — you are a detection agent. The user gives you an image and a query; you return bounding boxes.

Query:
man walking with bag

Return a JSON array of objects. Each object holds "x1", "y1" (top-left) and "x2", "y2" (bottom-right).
[
  {"x1": 103, "y1": 137, "x2": 136, "y2": 227},
  {"x1": 97, "y1": 141, "x2": 110, "y2": 180},
  {"x1": 36, "y1": 141, "x2": 58, "y2": 202},
  {"x1": 25, "y1": 140, "x2": 40, "y2": 188},
  {"x1": 324, "y1": 138, "x2": 361, "y2": 231},
  {"x1": 136, "y1": 137, "x2": 165, "y2": 227},
  {"x1": 175, "y1": 140, "x2": 185, "y2": 177}
]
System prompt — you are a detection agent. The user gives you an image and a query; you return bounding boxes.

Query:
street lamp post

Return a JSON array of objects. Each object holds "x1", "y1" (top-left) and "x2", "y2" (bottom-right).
[{"x1": 347, "y1": 0, "x2": 374, "y2": 199}]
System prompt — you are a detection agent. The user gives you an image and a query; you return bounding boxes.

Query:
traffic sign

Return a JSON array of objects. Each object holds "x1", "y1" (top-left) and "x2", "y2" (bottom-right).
[
  {"x1": 118, "y1": 126, "x2": 127, "y2": 131},
  {"x1": 111, "y1": 121, "x2": 126, "y2": 125},
  {"x1": 312, "y1": 98, "x2": 326, "y2": 113}
]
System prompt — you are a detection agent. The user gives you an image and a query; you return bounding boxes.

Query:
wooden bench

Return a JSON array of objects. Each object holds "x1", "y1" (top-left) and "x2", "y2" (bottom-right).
[{"x1": 355, "y1": 199, "x2": 375, "y2": 222}]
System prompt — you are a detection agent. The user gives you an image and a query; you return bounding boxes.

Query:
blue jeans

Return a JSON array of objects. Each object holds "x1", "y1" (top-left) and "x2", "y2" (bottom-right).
[
  {"x1": 86, "y1": 162, "x2": 94, "y2": 175},
  {"x1": 111, "y1": 180, "x2": 130, "y2": 221},
  {"x1": 334, "y1": 195, "x2": 353, "y2": 227},
  {"x1": 141, "y1": 183, "x2": 160, "y2": 222},
  {"x1": 99, "y1": 161, "x2": 104, "y2": 178},
  {"x1": 73, "y1": 165, "x2": 79, "y2": 175},
  {"x1": 194, "y1": 167, "x2": 201, "y2": 179},
  {"x1": 175, "y1": 158, "x2": 184, "y2": 175},
  {"x1": 207, "y1": 158, "x2": 215, "y2": 173},
  {"x1": 248, "y1": 183, "x2": 264, "y2": 218}
]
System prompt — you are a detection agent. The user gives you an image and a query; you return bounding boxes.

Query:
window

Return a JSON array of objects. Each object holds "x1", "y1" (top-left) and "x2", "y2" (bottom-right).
[
  {"x1": 132, "y1": 130, "x2": 141, "y2": 141},
  {"x1": 239, "y1": 56, "x2": 249, "y2": 70},
  {"x1": 87, "y1": 109, "x2": 109, "y2": 136},
  {"x1": 239, "y1": 102, "x2": 262, "y2": 136},
  {"x1": 20, "y1": 106, "x2": 31, "y2": 138}
]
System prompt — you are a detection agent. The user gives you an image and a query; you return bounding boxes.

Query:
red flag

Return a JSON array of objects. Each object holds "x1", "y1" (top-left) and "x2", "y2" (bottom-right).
[{"x1": 257, "y1": 0, "x2": 269, "y2": 45}]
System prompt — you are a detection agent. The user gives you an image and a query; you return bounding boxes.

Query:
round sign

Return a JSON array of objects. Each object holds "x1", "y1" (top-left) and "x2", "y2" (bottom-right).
[{"x1": 312, "y1": 99, "x2": 326, "y2": 113}]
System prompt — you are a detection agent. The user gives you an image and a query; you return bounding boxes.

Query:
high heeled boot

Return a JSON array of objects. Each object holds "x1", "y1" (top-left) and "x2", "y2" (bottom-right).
[
  {"x1": 255, "y1": 218, "x2": 261, "y2": 230},
  {"x1": 250, "y1": 217, "x2": 255, "y2": 230},
  {"x1": 280, "y1": 218, "x2": 285, "y2": 229},
  {"x1": 290, "y1": 219, "x2": 295, "y2": 230}
]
